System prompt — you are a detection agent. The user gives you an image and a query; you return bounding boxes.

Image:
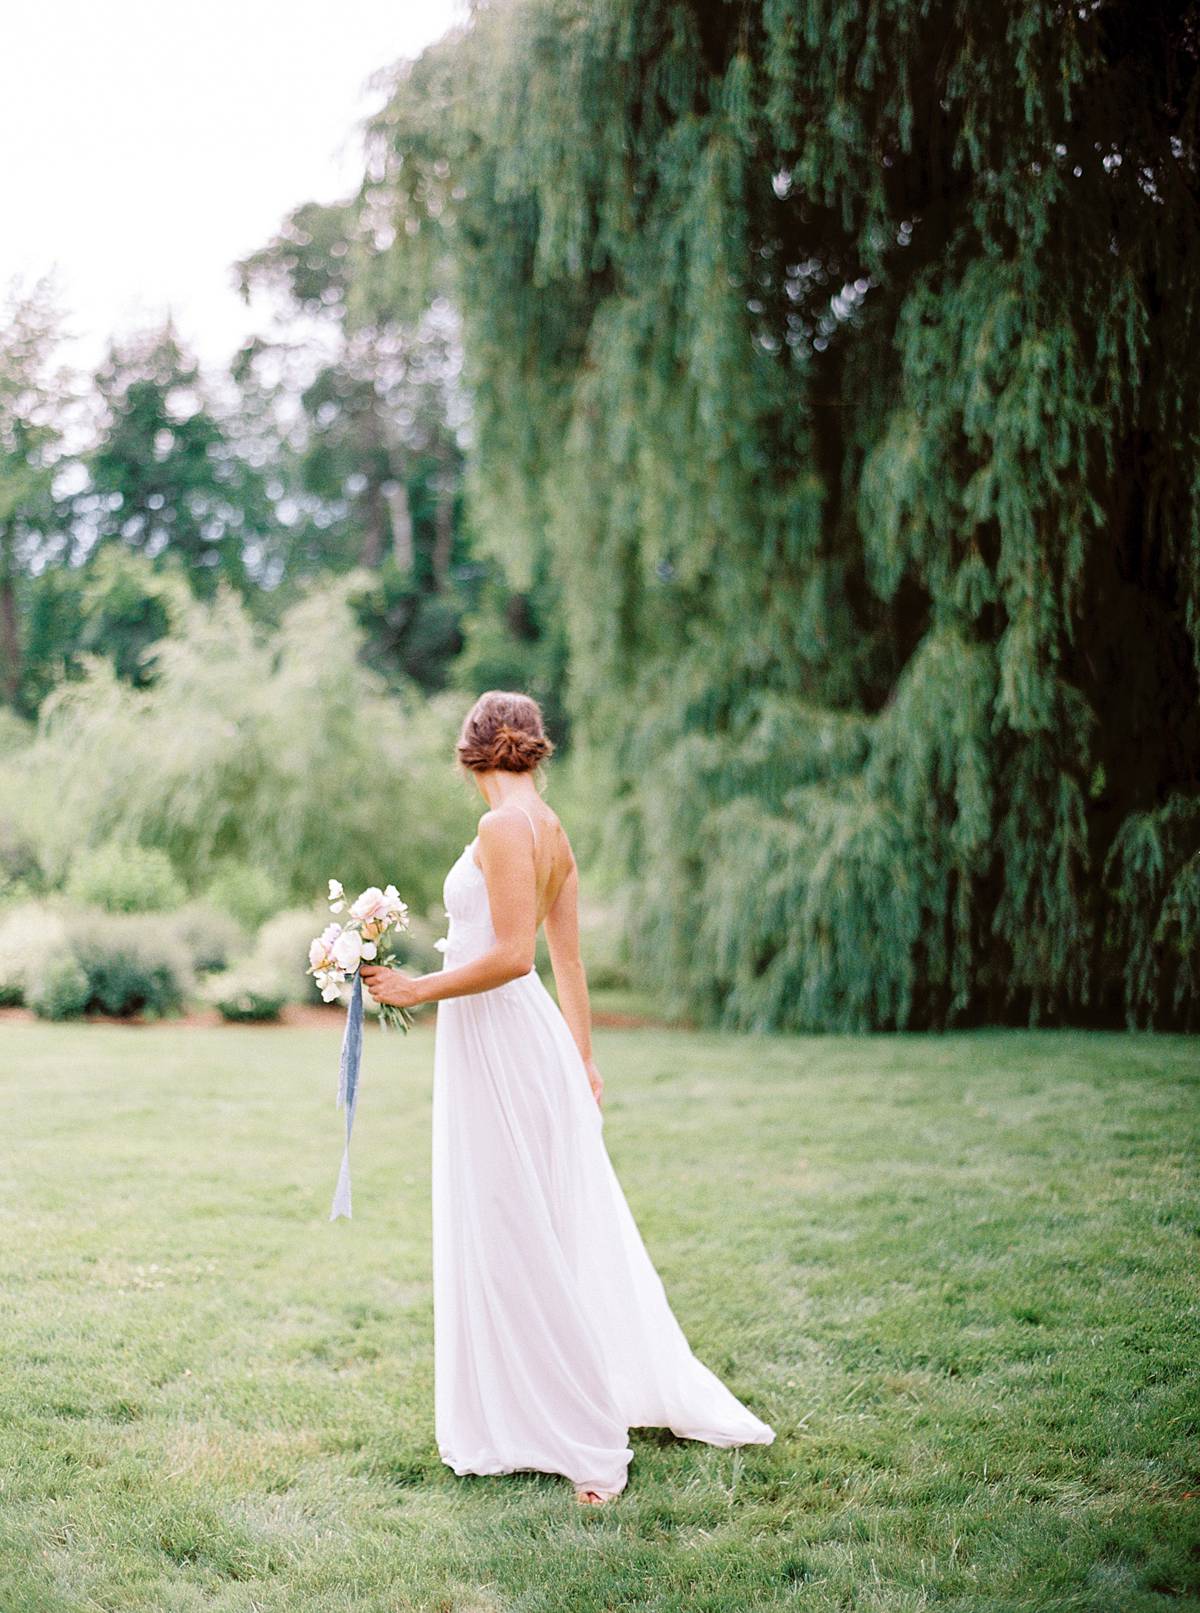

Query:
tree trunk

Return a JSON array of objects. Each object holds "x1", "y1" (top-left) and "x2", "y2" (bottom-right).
[
  {"x1": 432, "y1": 472, "x2": 454, "y2": 590},
  {"x1": 359, "y1": 483, "x2": 387, "y2": 569},
  {"x1": 387, "y1": 480, "x2": 414, "y2": 572}
]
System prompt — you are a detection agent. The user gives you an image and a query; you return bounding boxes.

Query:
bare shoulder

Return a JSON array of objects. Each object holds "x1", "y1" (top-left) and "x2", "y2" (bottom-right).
[
  {"x1": 555, "y1": 817, "x2": 578, "y2": 870},
  {"x1": 476, "y1": 809, "x2": 533, "y2": 851}
]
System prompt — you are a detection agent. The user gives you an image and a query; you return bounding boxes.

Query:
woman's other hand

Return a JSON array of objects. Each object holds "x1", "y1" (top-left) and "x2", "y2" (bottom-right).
[{"x1": 583, "y1": 1056, "x2": 604, "y2": 1109}]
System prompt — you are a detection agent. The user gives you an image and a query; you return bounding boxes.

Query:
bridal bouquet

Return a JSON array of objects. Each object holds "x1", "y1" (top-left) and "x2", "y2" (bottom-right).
[
  {"x1": 308, "y1": 880, "x2": 413, "y2": 1030},
  {"x1": 308, "y1": 880, "x2": 412, "y2": 1221}
]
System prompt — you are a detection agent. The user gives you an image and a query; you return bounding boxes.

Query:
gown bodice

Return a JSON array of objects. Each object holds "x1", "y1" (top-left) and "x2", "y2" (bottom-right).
[
  {"x1": 440, "y1": 839, "x2": 496, "y2": 964},
  {"x1": 439, "y1": 838, "x2": 537, "y2": 993}
]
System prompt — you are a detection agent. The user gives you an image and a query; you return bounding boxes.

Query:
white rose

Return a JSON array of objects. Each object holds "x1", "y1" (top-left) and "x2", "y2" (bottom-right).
[
  {"x1": 361, "y1": 941, "x2": 378, "y2": 960},
  {"x1": 331, "y1": 929, "x2": 364, "y2": 971}
]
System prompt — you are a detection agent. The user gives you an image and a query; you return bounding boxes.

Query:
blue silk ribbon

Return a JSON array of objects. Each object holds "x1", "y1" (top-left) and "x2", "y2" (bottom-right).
[{"x1": 330, "y1": 971, "x2": 364, "y2": 1220}]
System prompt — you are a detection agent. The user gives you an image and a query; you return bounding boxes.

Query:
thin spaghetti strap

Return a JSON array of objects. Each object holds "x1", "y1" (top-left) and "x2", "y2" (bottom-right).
[{"x1": 513, "y1": 804, "x2": 538, "y2": 847}]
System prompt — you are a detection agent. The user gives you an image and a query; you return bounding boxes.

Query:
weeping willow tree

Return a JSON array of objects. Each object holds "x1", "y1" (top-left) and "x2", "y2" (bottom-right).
[{"x1": 361, "y1": 0, "x2": 1200, "y2": 1029}]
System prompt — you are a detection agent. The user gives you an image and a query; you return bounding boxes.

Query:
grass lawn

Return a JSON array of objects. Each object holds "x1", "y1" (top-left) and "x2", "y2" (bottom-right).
[{"x1": 0, "y1": 1019, "x2": 1197, "y2": 1612}]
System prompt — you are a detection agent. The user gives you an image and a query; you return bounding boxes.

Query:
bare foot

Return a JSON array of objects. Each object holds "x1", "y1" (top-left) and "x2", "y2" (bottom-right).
[{"x1": 575, "y1": 1487, "x2": 616, "y2": 1506}]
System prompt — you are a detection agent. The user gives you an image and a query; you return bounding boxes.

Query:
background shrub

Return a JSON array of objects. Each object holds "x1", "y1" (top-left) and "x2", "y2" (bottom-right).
[
  {"x1": 172, "y1": 902, "x2": 245, "y2": 975},
  {"x1": 205, "y1": 970, "x2": 286, "y2": 1023},
  {"x1": 68, "y1": 912, "x2": 191, "y2": 1018},
  {"x1": 203, "y1": 863, "x2": 279, "y2": 931},
  {"x1": 66, "y1": 841, "x2": 185, "y2": 914},
  {"x1": 28, "y1": 954, "x2": 91, "y2": 1021},
  {"x1": 243, "y1": 907, "x2": 330, "y2": 1005},
  {"x1": 0, "y1": 710, "x2": 33, "y2": 754},
  {"x1": 0, "y1": 820, "x2": 46, "y2": 905},
  {"x1": 0, "y1": 903, "x2": 69, "y2": 1007}
]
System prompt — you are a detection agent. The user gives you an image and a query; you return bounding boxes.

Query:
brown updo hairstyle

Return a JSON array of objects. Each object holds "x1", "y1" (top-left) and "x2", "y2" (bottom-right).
[{"x1": 456, "y1": 690, "x2": 555, "y2": 775}]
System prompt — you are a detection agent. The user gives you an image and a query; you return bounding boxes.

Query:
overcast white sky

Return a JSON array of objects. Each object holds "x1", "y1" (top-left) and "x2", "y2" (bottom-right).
[{"x1": 0, "y1": 0, "x2": 465, "y2": 375}]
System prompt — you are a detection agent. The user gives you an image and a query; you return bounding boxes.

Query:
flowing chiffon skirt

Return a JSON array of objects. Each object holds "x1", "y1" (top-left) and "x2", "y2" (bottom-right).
[{"x1": 431, "y1": 852, "x2": 774, "y2": 1495}]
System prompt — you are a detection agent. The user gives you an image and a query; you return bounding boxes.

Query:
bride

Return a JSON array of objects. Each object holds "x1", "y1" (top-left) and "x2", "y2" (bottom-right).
[{"x1": 361, "y1": 690, "x2": 774, "y2": 1505}]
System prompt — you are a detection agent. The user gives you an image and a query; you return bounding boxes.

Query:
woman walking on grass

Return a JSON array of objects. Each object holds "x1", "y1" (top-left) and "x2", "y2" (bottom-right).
[{"x1": 362, "y1": 690, "x2": 774, "y2": 1505}]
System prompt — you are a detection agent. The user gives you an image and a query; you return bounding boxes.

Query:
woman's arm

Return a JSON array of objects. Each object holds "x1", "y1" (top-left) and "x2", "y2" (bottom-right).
[
  {"x1": 362, "y1": 811, "x2": 536, "y2": 1009},
  {"x1": 543, "y1": 857, "x2": 603, "y2": 1107}
]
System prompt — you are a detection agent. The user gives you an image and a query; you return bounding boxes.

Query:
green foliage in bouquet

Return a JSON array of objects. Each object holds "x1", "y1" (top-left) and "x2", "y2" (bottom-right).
[{"x1": 363, "y1": 0, "x2": 1200, "y2": 1029}]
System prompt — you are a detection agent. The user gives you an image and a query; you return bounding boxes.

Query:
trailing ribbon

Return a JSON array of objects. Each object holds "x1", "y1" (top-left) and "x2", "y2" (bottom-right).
[{"x1": 330, "y1": 971, "x2": 364, "y2": 1220}]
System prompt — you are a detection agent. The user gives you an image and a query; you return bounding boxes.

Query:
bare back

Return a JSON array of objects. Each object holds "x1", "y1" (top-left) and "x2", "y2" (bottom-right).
[
  {"x1": 454, "y1": 792, "x2": 596, "y2": 1090},
  {"x1": 472, "y1": 800, "x2": 576, "y2": 931}
]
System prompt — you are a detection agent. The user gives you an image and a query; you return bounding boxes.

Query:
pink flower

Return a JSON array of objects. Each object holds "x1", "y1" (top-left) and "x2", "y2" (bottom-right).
[
  {"x1": 349, "y1": 887, "x2": 388, "y2": 923},
  {"x1": 350, "y1": 884, "x2": 409, "y2": 942}
]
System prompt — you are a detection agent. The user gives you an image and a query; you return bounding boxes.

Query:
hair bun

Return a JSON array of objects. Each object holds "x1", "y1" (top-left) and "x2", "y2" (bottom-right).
[
  {"x1": 456, "y1": 692, "x2": 555, "y2": 774},
  {"x1": 492, "y1": 722, "x2": 549, "y2": 770}
]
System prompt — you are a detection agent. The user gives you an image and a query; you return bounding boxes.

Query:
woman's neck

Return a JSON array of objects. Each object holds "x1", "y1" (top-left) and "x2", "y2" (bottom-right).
[{"x1": 478, "y1": 771, "x2": 541, "y2": 811}]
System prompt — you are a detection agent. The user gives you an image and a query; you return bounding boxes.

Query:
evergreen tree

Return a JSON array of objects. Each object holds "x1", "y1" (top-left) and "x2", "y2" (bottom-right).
[
  {"x1": 370, "y1": 0, "x2": 1200, "y2": 1028},
  {"x1": 19, "y1": 549, "x2": 186, "y2": 710},
  {"x1": 82, "y1": 324, "x2": 276, "y2": 597}
]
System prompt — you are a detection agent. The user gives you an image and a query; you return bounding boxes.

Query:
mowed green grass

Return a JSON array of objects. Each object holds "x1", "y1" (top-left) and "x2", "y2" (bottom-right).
[{"x1": 0, "y1": 1021, "x2": 1197, "y2": 1613}]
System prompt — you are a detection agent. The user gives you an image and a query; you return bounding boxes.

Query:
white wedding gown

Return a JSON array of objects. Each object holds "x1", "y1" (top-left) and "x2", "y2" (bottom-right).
[{"x1": 430, "y1": 822, "x2": 775, "y2": 1496}]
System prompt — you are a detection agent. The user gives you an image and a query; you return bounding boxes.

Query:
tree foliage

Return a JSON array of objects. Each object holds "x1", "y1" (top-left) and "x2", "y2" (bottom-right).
[
  {"x1": 84, "y1": 323, "x2": 276, "y2": 596},
  {"x1": 0, "y1": 283, "x2": 71, "y2": 707},
  {"x1": 233, "y1": 207, "x2": 477, "y2": 690},
  {"x1": 365, "y1": 0, "x2": 1200, "y2": 1028},
  {"x1": 0, "y1": 581, "x2": 468, "y2": 913}
]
